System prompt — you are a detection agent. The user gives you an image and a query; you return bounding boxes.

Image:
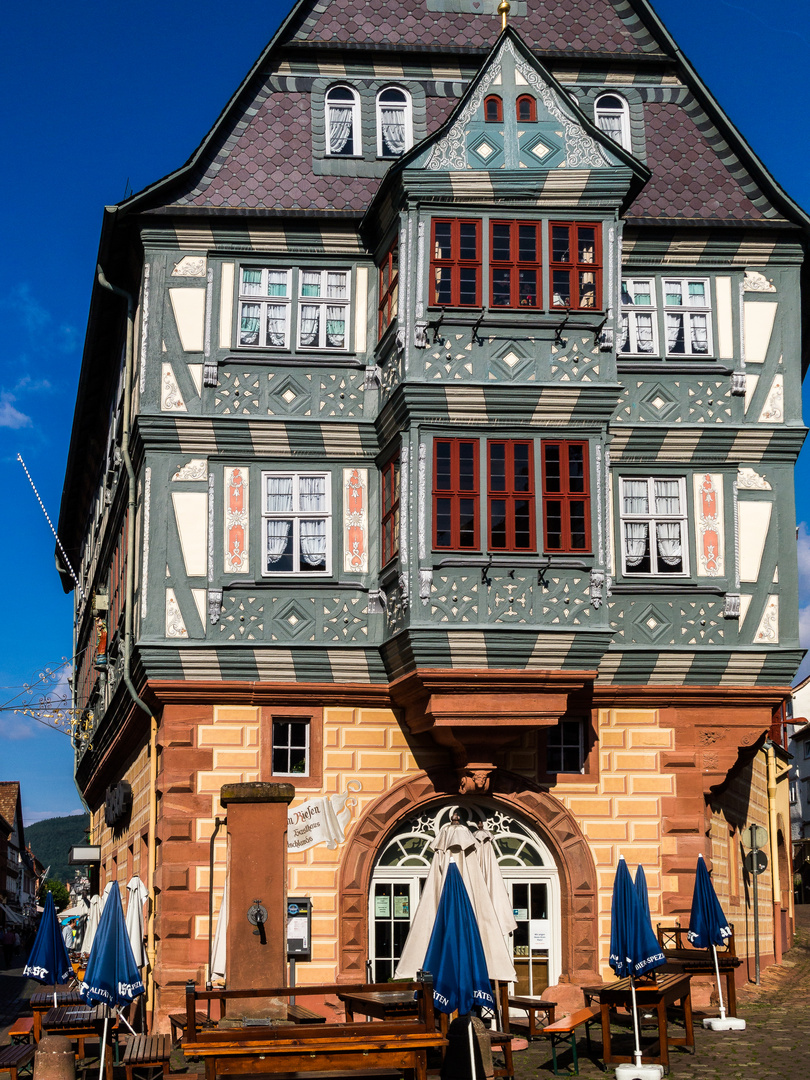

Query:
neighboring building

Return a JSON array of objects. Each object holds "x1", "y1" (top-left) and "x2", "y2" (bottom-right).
[
  {"x1": 57, "y1": 1, "x2": 806, "y2": 1027},
  {"x1": 788, "y1": 674, "x2": 810, "y2": 900},
  {"x1": 0, "y1": 781, "x2": 37, "y2": 926}
]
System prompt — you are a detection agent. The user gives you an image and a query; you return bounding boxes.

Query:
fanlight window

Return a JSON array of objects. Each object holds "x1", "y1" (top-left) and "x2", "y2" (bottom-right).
[
  {"x1": 594, "y1": 92, "x2": 630, "y2": 151},
  {"x1": 516, "y1": 95, "x2": 536, "y2": 122},
  {"x1": 326, "y1": 85, "x2": 360, "y2": 157},
  {"x1": 377, "y1": 87, "x2": 412, "y2": 158}
]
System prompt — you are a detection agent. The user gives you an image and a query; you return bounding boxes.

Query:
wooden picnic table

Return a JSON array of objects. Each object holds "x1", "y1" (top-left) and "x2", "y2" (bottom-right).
[
  {"x1": 29, "y1": 989, "x2": 82, "y2": 1042},
  {"x1": 42, "y1": 1004, "x2": 113, "y2": 1080},
  {"x1": 595, "y1": 972, "x2": 694, "y2": 1072},
  {"x1": 337, "y1": 991, "x2": 418, "y2": 1023},
  {"x1": 183, "y1": 979, "x2": 446, "y2": 1080}
]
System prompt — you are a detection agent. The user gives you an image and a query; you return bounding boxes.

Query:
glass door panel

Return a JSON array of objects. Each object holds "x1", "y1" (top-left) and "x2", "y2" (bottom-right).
[{"x1": 511, "y1": 881, "x2": 549, "y2": 995}]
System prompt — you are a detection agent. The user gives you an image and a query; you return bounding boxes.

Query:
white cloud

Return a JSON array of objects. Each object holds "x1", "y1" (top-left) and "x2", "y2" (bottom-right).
[
  {"x1": 0, "y1": 391, "x2": 32, "y2": 429},
  {"x1": 0, "y1": 713, "x2": 37, "y2": 740}
]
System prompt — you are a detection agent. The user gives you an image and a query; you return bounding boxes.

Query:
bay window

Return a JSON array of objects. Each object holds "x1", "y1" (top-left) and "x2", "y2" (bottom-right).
[
  {"x1": 620, "y1": 278, "x2": 657, "y2": 355},
  {"x1": 620, "y1": 476, "x2": 687, "y2": 576},
  {"x1": 433, "y1": 439, "x2": 479, "y2": 550},
  {"x1": 430, "y1": 219, "x2": 481, "y2": 307},
  {"x1": 381, "y1": 456, "x2": 400, "y2": 565},
  {"x1": 237, "y1": 266, "x2": 350, "y2": 352},
  {"x1": 550, "y1": 222, "x2": 601, "y2": 309},
  {"x1": 488, "y1": 440, "x2": 535, "y2": 551},
  {"x1": 378, "y1": 242, "x2": 399, "y2": 336},
  {"x1": 238, "y1": 267, "x2": 291, "y2": 348},
  {"x1": 262, "y1": 472, "x2": 331, "y2": 574},
  {"x1": 490, "y1": 221, "x2": 541, "y2": 309},
  {"x1": 542, "y1": 441, "x2": 590, "y2": 553},
  {"x1": 298, "y1": 270, "x2": 349, "y2": 350}
]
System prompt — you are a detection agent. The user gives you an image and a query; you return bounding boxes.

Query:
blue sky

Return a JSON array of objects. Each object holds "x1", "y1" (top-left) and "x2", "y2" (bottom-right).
[{"x1": 1, "y1": 0, "x2": 809, "y2": 824}]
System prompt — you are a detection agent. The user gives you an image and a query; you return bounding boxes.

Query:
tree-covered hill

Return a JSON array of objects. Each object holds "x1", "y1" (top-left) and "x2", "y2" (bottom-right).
[{"x1": 26, "y1": 814, "x2": 91, "y2": 883}]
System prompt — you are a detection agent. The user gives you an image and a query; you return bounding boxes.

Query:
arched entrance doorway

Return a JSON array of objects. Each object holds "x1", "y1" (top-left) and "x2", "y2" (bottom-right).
[
  {"x1": 337, "y1": 768, "x2": 600, "y2": 989},
  {"x1": 370, "y1": 799, "x2": 561, "y2": 993}
]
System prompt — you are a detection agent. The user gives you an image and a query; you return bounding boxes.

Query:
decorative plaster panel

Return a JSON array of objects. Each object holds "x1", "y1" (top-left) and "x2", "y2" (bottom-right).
[
  {"x1": 758, "y1": 374, "x2": 784, "y2": 423},
  {"x1": 224, "y1": 467, "x2": 249, "y2": 575},
  {"x1": 172, "y1": 256, "x2": 207, "y2": 277},
  {"x1": 165, "y1": 589, "x2": 188, "y2": 638},
  {"x1": 754, "y1": 594, "x2": 779, "y2": 644},
  {"x1": 161, "y1": 363, "x2": 186, "y2": 412},
  {"x1": 172, "y1": 459, "x2": 208, "y2": 482},
  {"x1": 168, "y1": 287, "x2": 206, "y2": 352},
  {"x1": 343, "y1": 468, "x2": 368, "y2": 574},
  {"x1": 738, "y1": 501, "x2": 772, "y2": 583},
  {"x1": 692, "y1": 473, "x2": 724, "y2": 577},
  {"x1": 171, "y1": 491, "x2": 208, "y2": 578}
]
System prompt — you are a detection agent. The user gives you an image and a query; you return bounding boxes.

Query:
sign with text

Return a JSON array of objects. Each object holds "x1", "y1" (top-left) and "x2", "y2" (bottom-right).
[{"x1": 287, "y1": 781, "x2": 361, "y2": 853}]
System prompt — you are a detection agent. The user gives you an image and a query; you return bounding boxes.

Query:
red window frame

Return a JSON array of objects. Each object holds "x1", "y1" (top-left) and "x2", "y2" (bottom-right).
[
  {"x1": 487, "y1": 440, "x2": 536, "y2": 552},
  {"x1": 490, "y1": 220, "x2": 542, "y2": 309},
  {"x1": 541, "y1": 440, "x2": 591, "y2": 553},
  {"x1": 484, "y1": 95, "x2": 503, "y2": 122},
  {"x1": 430, "y1": 218, "x2": 481, "y2": 308},
  {"x1": 381, "y1": 455, "x2": 400, "y2": 565},
  {"x1": 549, "y1": 222, "x2": 602, "y2": 310},
  {"x1": 378, "y1": 241, "x2": 399, "y2": 337},
  {"x1": 433, "y1": 439, "x2": 479, "y2": 551},
  {"x1": 516, "y1": 95, "x2": 536, "y2": 122}
]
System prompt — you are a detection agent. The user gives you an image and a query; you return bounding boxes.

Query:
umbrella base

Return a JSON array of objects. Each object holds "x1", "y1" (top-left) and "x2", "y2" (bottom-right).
[
  {"x1": 615, "y1": 1064, "x2": 664, "y2": 1080},
  {"x1": 702, "y1": 1016, "x2": 746, "y2": 1031}
]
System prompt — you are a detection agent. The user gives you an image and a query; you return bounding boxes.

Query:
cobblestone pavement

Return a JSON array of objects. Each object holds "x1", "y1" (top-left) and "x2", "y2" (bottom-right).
[{"x1": 3, "y1": 910, "x2": 809, "y2": 1078}]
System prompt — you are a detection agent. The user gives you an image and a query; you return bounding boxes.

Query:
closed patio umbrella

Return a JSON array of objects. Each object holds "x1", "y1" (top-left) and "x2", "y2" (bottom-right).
[
  {"x1": 125, "y1": 876, "x2": 148, "y2": 969},
  {"x1": 688, "y1": 854, "x2": 745, "y2": 1032},
  {"x1": 82, "y1": 895, "x2": 102, "y2": 956},
  {"x1": 396, "y1": 820, "x2": 515, "y2": 983},
  {"x1": 23, "y1": 891, "x2": 74, "y2": 1006},
  {"x1": 81, "y1": 882, "x2": 144, "y2": 1080},
  {"x1": 609, "y1": 856, "x2": 666, "y2": 1080},
  {"x1": 210, "y1": 890, "x2": 227, "y2": 982}
]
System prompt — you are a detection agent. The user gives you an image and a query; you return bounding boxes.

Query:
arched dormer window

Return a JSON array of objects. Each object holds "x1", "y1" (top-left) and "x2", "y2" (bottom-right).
[
  {"x1": 484, "y1": 95, "x2": 503, "y2": 123},
  {"x1": 377, "y1": 87, "x2": 412, "y2": 158},
  {"x1": 326, "y1": 85, "x2": 361, "y2": 157},
  {"x1": 516, "y1": 95, "x2": 536, "y2": 122},
  {"x1": 594, "y1": 92, "x2": 630, "y2": 151}
]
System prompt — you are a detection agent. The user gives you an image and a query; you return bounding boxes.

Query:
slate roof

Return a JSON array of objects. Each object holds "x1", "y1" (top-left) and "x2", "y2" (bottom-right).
[
  {"x1": 281, "y1": 0, "x2": 665, "y2": 56},
  {"x1": 0, "y1": 782, "x2": 21, "y2": 838},
  {"x1": 627, "y1": 101, "x2": 778, "y2": 221}
]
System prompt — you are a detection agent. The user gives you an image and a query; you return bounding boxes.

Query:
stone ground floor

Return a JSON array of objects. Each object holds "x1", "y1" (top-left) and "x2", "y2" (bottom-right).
[{"x1": 2, "y1": 907, "x2": 809, "y2": 1079}]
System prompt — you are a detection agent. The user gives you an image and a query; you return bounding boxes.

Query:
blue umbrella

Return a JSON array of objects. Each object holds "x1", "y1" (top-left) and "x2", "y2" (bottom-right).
[
  {"x1": 634, "y1": 865, "x2": 651, "y2": 928},
  {"x1": 23, "y1": 891, "x2": 73, "y2": 1003},
  {"x1": 609, "y1": 856, "x2": 666, "y2": 1070},
  {"x1": 688, "y1": 855, "x2": 744, "y2": 1030},
  {"x1": 422, "y1": 862, "x2": 494, "y2": 1015},
  {"x1": 81, "y1": 883, "x2": 144, "y2": 1076}
]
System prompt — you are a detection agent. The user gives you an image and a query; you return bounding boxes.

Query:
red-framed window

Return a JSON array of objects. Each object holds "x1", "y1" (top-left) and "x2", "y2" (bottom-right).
[
  {"x1": 378, "y1": 241, "x2": 399, "y2": 337},
  {"x1": 549, "y1": 222, "x2": 601, "y2": 310},
  {"x1": 433, "y1": 439, "x2": 479, "y2": 550},
  {"x1": 542, "y1": 441, "x2": 591, "y2": 552},
  {"x1": 484, "y1": 95, "x2": 503, "y2": 122},
  {"x1": 516, "y1": 95, "x2": 536, "y2": 122},
  {"x1": 431, "y1": 219, "x2": 481, "y2": 307},
  {"x1": 490, "y1": 221, "x2": 542, "y2": 309},
  {"x1": 487, "y1": 441, "x2": 535, "y2": 552},
  {"x1": 381, "y1": 455, "x2": 400, "y2": 565}
]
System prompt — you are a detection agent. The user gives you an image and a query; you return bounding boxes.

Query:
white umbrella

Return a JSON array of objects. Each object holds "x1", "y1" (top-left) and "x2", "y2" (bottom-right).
[
  {"x1": 125, "y1": 876, "x2": 148, "y2": 968},
  {"x1": 82, "y1": 895, "x2": 102, "y2": 955},
  {"x1": 473, "y1": 823, "x2": 518, "y2": 937},
  {"x1": 100, "y1": 881, "x2": 114, "y2": 910},
  {"x1": 210, "y1": 890, "x2": 227, "y2": 982},
  {"x1": 395, "y1": 820, "x2": 516, "y2": 983}
]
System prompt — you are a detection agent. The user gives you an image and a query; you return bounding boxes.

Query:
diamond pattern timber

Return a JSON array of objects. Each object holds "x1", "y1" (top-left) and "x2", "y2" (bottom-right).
[
  {"x1": 431, "y1": 573, "x2": 479, "y2": 623},
  {"x1": 549, "y1": 338, "x2": 601, "y2": 382},
  {"x1": 609, "y1": 598, "x2": 726, "y2": 645},
  {"x1": 320, "y1": 596, "x2": 369, "y2": 641},
  {"x1": 214, "y1": 371, "x2": 262, "y2": 415},
  {"x1": 218, "y1": 595, "x2": 265, "y2": 640},
  {"x1": 425, "y1": 335, "x2": 475, "y2": 381},
  {"x1": 318, "y1": 372, "x2": 365, "y2": 417},
  {"x1": 488, "y1": 572, "x2": 534, "y2": 622},
  {"x1": 618, "y1": 379, "x2": 735, "y2": 424},
  {"x1": 540, "y1": 574, "x2": 591, "y2": 625}
]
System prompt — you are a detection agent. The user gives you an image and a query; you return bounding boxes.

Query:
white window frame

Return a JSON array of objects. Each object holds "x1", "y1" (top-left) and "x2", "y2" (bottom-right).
[
  {"x1": 297, "y1": 269, "x2": 351, "y2": 351},
  {"x1": 663, "y1": 277, "x2": 713, "y2": 357},
  {"x1": 620, "y1": 277, "x2": 658, "y2": 356},
  {"x1": 547, "y1": 719, "x2": 585, "y2": 774},
  {"x1": 790, "y1": 780, "x2": 798, "y2": 805},
  {"x1": 619, "y1": 476, "x2": 689, "y2": 577},
  {"x1": 271, "y1": 717, "x2": 310, "y2": 777},
  {"x1": 594, "y1": 92, "x2": 631, "y2": 151},
  {"x1": 376, "y1": 86, "x2": 413, "y2": 158},
  {"x1": 261, "y1": 471, "x2": 332, "y2": 576},
  {"x1": 326, "y1": 84, "x2": 361, "y2": 158},
  {"x1": 237, "y1": 267, "x2": 292, "y2": 349}
]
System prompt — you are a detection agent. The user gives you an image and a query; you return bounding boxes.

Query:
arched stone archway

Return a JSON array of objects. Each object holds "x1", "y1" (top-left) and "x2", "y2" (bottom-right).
[{"x1": 337, "y1": 767, "x2": 600, "y2": 987}]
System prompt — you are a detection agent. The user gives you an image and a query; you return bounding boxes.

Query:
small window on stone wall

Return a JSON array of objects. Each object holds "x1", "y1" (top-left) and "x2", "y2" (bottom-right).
[{"x1": 261, "y1": 707, "x2": 323, "y2": 789}]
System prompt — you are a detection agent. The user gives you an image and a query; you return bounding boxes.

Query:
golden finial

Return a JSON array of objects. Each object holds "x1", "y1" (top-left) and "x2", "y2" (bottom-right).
[{"x1": 498, "y1": 0, "x2": 510, "y2": 31}]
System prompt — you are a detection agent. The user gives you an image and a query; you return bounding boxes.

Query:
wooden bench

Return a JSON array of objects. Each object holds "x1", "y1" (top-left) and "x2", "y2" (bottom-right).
[
  {"x1": 168, "y1": 1013, "x2": 216, "y2": 1048},
  {"x1": 486, "y1": 1029, "x2": 514, "y2": 1080},
  {"x1": 122, "y1": 1034, "x2": 172, "y2": 1080},
  {"x1": 285, "y1": 1005, "x2": 327, "y2": 1025},
  {"x1": 542, "y1": 1007, "x2": 600, "y2": 1076},
  {"x1": 0, "y1": 1043, "x2": 36, "y2": 1080},
  {"x1": 7, "y1": 1018, "x2": 34, "y2": 1045},
  {"x1": 506, "y1": 996, "x2": 557, "y2": 1039},
  {"x1": 656, "y1": 923, "x2": 742, "y2": 1017}
]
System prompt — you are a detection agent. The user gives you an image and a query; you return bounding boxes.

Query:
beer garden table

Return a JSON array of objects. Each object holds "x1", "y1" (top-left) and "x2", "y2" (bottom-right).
[
  {"x1": 595, "y1": 972, "x2": 694, "y2": 1072},
  {"x1": 29, "y1": 989, "x2": 82, "y2": 1042},
  {"x1": 42, "y1": 1004, "x2": 113, "y2": 1080}
]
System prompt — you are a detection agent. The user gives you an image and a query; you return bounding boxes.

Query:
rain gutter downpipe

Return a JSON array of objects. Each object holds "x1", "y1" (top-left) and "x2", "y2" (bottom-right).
[{"x1": 97, "y1": 265, "x2": 159, "y2": 1030}]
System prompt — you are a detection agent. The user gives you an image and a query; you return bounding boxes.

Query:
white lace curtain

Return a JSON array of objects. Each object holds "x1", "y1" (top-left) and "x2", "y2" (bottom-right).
[
  {"x1": 326, "y1": 306, "x2": 346, "y2": 348},
  {"x1": 266, "y1": 476, "x2": 293, "y2": 512},
  {"x1": 266, "y1": 520, "x2": 291, "y2": 564},
  {"x1": 624, "y1": 522, "x2": 648, "y2": 567},
  {"x1": 596, "y1": 112, "x2": 623, "y2": 144},
  {"x1": 381, "y1": 107, "x2": 407, "y2": 155},
  {"x1": 622, "y1": 480, "x2": 649, "y2": 516},
  {"x1": 656, "y1": 522, "x2": 682, "y2": 566},
  {"x1": 266, "y1": 305, "x2": 286, "y2": 347},
  {"x1": 653, "y1": 480, "x2": 681, "y2": 515},
  {"x1": 300, "y1": 305, "x2": 320, "y2": 346},
  {"x1": 329, "y1": 106, "x2": 353, "y2": 154},
  {"x1": 300, "y1": 520, "x2": 327, "y2": 566},
  {"x1": 299, "y1": 476, "x2": 326, "y2": 513},
  {"x1": 240, "y1": 303, "x2": 260, "y2": 344}
]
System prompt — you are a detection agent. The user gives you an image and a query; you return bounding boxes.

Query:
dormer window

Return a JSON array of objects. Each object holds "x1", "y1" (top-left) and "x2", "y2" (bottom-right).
[
  {"x1": 326, "y1": 86, "x2": 360, "y2": 157},
  {"x1": 377, "y1": 87, "x2": 412, "y2": 158},
  {"x1": 516, "y1": 95, "x2": 536, "y2": 122},
  {"x1": 484, "y1": 95, "x2": 503, "y2": 123},
  {"x1": 594, "y1": 93, "x2": 630, "y2": 151}
]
